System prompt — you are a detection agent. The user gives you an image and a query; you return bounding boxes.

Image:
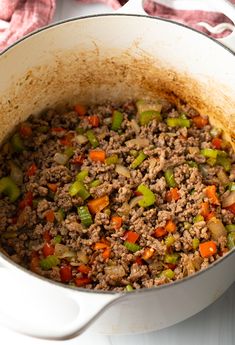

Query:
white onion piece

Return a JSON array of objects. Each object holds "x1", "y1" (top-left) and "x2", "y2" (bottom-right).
[
  {"x1": 76, "y1": 134, "x2": 88, "y2": 144},
  {"x1": 54, "y1": 153, "x2": 68, "y2": 165},
  {"x1": 207, "y1": 218, "x2": 227, "y2": 240},
  {"x1": 129, "y1": 196, "x2": 143, "y2": 208},
  {"x1": 125, "y1": 137, "x2": 150, "y2": 148},
  {"x1": 115, "y1": 164, "x2": 131, "y2": 178},
  {"x1": 103, "y1": 117, "x2": 112, "y2": 125},
  {"x1": 54, "y1": 244, "x2": 75, "y2": 258},
  {"x1": 76, "y1": 251, "x2": 89, "y2": 264},
  {"x1": 130, "y1": 119, "x2": 140, "y2": 133},
  {"x1": 222, "y1": 190, "x2": 235, "y2": 208}
]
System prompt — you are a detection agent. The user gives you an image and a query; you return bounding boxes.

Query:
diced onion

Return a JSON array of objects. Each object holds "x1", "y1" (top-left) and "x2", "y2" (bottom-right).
[
  {"x1": 54, "y1": 153, "x2": 68, "y2": 165},
  {"x1": 129, "y1": 196, "x2": 143, "y2": 209},
  {"x1": 130, "y1": 119, "x2": 140, "y2": 133},
  {"x1": 125, "y1": 137, "x2": 150, "y2": 148},
  {"x1": 115, "y1": 164, "x2": 131, "y2": 178},
  {"x1": 207, "y1": 218, "x2": 227, "y2": 240},
  {"x1": 76, "y1": 134, "x2": 88, "y2": 145},
  {"x1": 76, "y1": 251, "x2": 89, "y2": 264},
  {"x1": 222, "y1": 190, "x2": 235, "y2": 208},
  {"x1": 54, "y1": 244, "x2": 75, "y2": 258}
]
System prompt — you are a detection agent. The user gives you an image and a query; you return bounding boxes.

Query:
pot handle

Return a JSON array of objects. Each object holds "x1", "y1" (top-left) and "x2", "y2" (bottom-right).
[{"x1": 0, "y1": 264, "x2": 123, "y2": 340}]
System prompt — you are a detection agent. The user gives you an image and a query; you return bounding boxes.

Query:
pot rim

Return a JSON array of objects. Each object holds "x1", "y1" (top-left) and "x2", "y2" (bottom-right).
[{"x1": 0, "y1": 13, "x2": 234, "y2": 296}]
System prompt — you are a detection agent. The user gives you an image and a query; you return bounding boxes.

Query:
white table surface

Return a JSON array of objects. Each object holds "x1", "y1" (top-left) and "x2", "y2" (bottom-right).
[{"x1": 1, "y1": 1, "x2": 235, "y2": 344}]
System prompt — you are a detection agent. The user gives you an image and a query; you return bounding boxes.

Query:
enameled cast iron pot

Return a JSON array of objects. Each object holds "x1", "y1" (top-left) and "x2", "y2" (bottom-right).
[{"x1": 0, "y1": 0, "x2": 235, "y2": 340}]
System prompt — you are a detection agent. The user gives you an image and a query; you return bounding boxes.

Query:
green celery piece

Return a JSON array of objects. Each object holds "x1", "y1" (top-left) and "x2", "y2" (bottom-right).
[
  {"x1": 226, "y1": 224, "x2": 235, "y2": 232},
  {"x1": 137, "y1": 184, "x2": 156, "y2": 207},
  {"x1": 192, "y1": 238, "x2": 200, "y2": 250},
  {"x1": 193, "y1": 215, "x2": 204, "y2": 223},
  {"x1": 124, "y1": 241, "x2": 141, "y2": 253},
  {"x1": 228, "y1": 183, "x2": 235, "y2": 191},
  {"x1": 86, "y1": 129, "x2": 99, "y2": 148},
  {"x1": 77, "y1": 206, "x2": 93, "y2": 227},
  {"x1": 105, "y1": 154, "x2": 119, "y2": 165},
  {"x1": 165, "y1": 235, "x2": 175, "y2": 247},
  {"x1": 55, "y1": 209, "x2": 65, "y2": 223},
  {"x1": 130, "y1": 151, "x2": 147, "y2": 169},
  {"x1": 139, "y1": 110, "x2": 162, "y2": 126},
  {"x1": 207, "y1": 158, "x2": 217, "y2": 166},
  {"x1": 125, "y1": 284, "x2": 134, "y2": 292},
  {"x1": 0, "y1": 176, "x2": 20, "y2": 202},
  {"x1": 90, "y1": 179, "x2": 101, "y2": 188},
  {"x1": 164, "y1": 169, "x2": 177, "y2": 188},
  {"x1": 53, "y1": 235, "x2": 62, "y2": 244},
  {"x1": 40, "y1": 255, "x2": 60, "y2": 270},
  {"x1": 164, "y1": 253, "x2": 179, "y2": 264},
  {"x1": 111, "y1": 111, "x2": 123, "y2": 131},
  {"x1": 201, "y1": 148, "x2": 218, "y2": 159},
  {"x1": 187, "y1": 161, "x2": 198, "y2": 168},
  {"x1": 166, "y1": 117, "x2": 190, "y2": 128},
  {"x1": 37, "y1": 126, "x2": 49, "y2": 133},
  {"x1": 227, "y1": 232, "x2": 235, "y2": 250},
  {"x1": 76, "y1": 170, "x2": 89, "y2": 182},
  {"x1": 69, "y1": 181, "x2": 90, "y2": 200},
  {"x1": 216, "y1": 156, "x2": 231, "y2": 172},
  {"x1": 162, "y1": 269, "x2": 175, "y2": 279},
  {"x1": 136, "y1": 99, "x2": 162, "y2": 114},
  {"x1": 64, "y1": 147, "x2": 75, "y2": 158},
  {"x1": 11, "y1": 133, "x2": 25, "y2": 152}
]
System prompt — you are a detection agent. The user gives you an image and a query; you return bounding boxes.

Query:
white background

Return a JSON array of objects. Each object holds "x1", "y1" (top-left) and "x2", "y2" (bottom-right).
[{"x1": 1, "y1": 1, "x2": 235, "y2": 344}]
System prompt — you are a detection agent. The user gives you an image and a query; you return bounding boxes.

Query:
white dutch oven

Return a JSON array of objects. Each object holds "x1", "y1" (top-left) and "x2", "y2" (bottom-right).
[{"x1": 0, "y1": 0, "x2": 235, "y2": 340}]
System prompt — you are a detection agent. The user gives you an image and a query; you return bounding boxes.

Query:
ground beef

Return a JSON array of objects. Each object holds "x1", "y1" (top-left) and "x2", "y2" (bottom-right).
[{"x1": 0, "y1": 98, "x2": 234, "y2": 292}]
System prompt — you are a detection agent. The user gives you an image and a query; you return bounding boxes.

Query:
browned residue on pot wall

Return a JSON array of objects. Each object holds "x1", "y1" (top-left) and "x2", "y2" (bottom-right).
[{"x1": 0, "y1": 48, "x2": 234, "y2": 147}]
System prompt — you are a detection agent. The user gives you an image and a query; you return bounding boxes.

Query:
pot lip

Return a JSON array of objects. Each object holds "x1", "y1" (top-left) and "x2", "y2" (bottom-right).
[
  {"x1": 0, "y1": 13, "x2": 235, "y2": 57},
  {"x1": 0, "y1": 13, "x2": 234, "y2": 295}
]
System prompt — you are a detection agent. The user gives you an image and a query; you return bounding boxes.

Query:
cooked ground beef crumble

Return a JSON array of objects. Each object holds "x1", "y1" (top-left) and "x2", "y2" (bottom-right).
[{"x1": 0, "y1": 98, "x2": 234, "y2": 291}]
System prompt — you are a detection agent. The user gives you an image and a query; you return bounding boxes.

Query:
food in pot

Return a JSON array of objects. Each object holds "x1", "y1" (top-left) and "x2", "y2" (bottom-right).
[{"x1": 0, "y1": 98, "x2": 234, "y2": 291}]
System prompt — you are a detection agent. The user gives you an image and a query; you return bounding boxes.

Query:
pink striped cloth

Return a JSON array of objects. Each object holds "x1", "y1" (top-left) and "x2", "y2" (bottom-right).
[{"x1": 0, "y1": 0, "x2": 234, "y2": 51}]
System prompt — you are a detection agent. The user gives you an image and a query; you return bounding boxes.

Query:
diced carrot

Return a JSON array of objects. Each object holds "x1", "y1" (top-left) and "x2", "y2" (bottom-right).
[
  {"x1": 43, "y1": 230, "x2": 51, "y2": 242},
  {"x1": 74, "y1": 104, "x2": 87, "y2": 116},
  {"x1": 166, "y1": 188, "x2": 180, "y2": 202},
  {"x1": 192, "y1": 116, "x2": 208, "y2": 129},
  {"x1": 226, "y1": 203, "x2": 235, "y2": 215},
  {"x1": 44, "y1": 210, "x2": 55, "y2": 223},
  {"x1": 77, "y1": 264, "x2": 91, "y2": 274},
  {"x1": 199, "y1": 241, "x2": 217, "y2": 258},
  {"x1": 204, "y1": 185, "x2": 220, "y2": 205},
  {"x1": 51, "y1": 127, "x2": 65, "y2": 133},
  {"x1": 142, "y1": 247, "x2": 155, "y2": 260},
  {"x1": 102, "y1": 247, "x2": 111, "y2": 260},
  {"x1": 88, "y1": 195, "x2": 109, "y2": 214},
  {"x1": 154, "y1": 227, "x2": 167, "y2": 238},
  {"x1": 206, "y1": 211, "x2": 216, "y2": 221},
  {"x1": 30, "y1": 255, "x2": 40, "y2": 273},
  {"x1": 42, "y1": 243, "x2": 55, "y2": 257},
  {"x1": 165, "y1": 220, "x2": 176, "y2": 233},
  {"x1": 88, "y1": 115, "x2": 100, "y2": 128},
  {"x1": 74, "y1": 277, "x2": 92, "y2": 287},
  {"x1": 111, "y1": 216, "x2": 123, "y2": 230},
  {"x1": 26, "y1": 163, "x2": 37, "y2": 177},
  {"x1": 19, "y1": 191, "x2": 33, "y2": 209},
  {"x1": 19, "y1": 125, "x2": 32, "y2": 138},
  {"x1": 135, "y1": 256, "x2": 143, "y2": 265},
  {"x1": 166, "y1": 263, "x2": 177, "y2": 270},
  {"x1": 60, "y1": 265, "x2": 72, "y2": 283},
  {"x1": 124, "y1": 231, "x2": 140, "y2": 243},
  {"x1": 89, "y1": 150, "x2": 106, "y2": 162},
  {"x1": 71, "y1": 155, "x2": 84, "y2": 165},
  {"x1": 94, "y1": 242, "x2": 109, "y2": 250},
  {"x1": 11, "y1": 216, "x2": 18, "y2": 225},
  {"x1": 200, "y1": 202, "x2": 210, "y2": 218},
  {"x1": 47, "y1": 183, "x2": 58, "y2": 193},
  {"x1": 212, "y1": 137, "x2": 222, "y2": 150},
  {"x1": 134, "y1": 190, "x2": 142, "y2": 196},
  {"x1": 59, "y1": 133, "x2": 74, "y2": 146}
]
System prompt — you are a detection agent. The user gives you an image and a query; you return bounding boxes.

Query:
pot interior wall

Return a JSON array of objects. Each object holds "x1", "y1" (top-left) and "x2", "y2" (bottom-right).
[{"x1": 0, "y1": 15, "x2": 234, "y2": 146}]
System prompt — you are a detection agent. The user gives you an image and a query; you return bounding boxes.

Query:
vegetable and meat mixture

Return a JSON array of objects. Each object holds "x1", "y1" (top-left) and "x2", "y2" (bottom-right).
[{"x1": 0, "y1": 98, "x2": 234, "y2": 291}]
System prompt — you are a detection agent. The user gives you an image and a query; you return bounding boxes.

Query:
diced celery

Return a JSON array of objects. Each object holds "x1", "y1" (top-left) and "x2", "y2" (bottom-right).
[
  {"x1": 187, "y1": 161, "x2": 198, "y2": 168},
  {"x1": 227, "y1": 232, "x2": 235, "y2": 250},
  {"x1": 162, "y1": 269, "x2": 175, "y2": 279},
  {"x1": 90, "y1": 179, "x2": 101, "y2": 188},
  {"x1": 201, "y1": 148, "x2": 218, "y2": 159},
  {"x1": 139, "y1": 110, "x2": 162, "y2": 126},
  {"x1": 86, "y1": 130, "x2": 99, "y2": 148},
  {"x1": 125, "y1": 284, "x2": 134, "y2": 292},
  {"x1": 64, "y1": 147, "x2": 75, "y2": 158},
  {"x1": 77, "y1": 206, "x2": 93, "y2": 227},
  {"x1": 11, "y1": 133, "x2": 25, "y2": 152},
  {"x1": 193, "y1": 215, "x2": 204, "y2": 223},
  {"x1": 164, "y1": 169, "x2": 177, "y2": 188},
  {"x1": 226, "y1": 224, "x2": 235, "y2": 232},
  {"x1": 76, "y1": 170, "x2": 89, "y2": 182},
  {"x1": 130, "y1": 151, "x2": 147, "y2": 169},
  {"x1": 164, "y1": 253, "x2": 179, "y2": 264},
  {"x1": 124, "y1": 241, "x2": 141, "y2": 253},
  {"x1": 165, "y1": 235, "x2": 175, "y2": 247},
  {"x1": 105, "y1": 154, "x2": 119, "y2": 165},
  {"x1": 111, "y1": 111, "x2": 123, "y2": 131},
  {"x1": 69, "y1": 181, "x2": 90, "y2": 200},
  {"x1": 192, "y1": 238, "x2": 200, "y2": 250},
  {"x1": 137, "y1": 184, "x2": 156, "y2": 207},
  {"x1": 0, "y1": 176, "x2": 20, "y2": 202},
  {"x1": 167, "y1": 117, "x2": 190, "y2": 128},
  {"x1": 40, "y1": 255, "x2": 60, "y2": 270}
]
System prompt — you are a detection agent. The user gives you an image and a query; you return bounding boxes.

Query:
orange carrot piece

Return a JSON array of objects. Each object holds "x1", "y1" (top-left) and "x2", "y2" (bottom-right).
[
  {"x1": 44, "y1": 210, "x2": 55, "y2": 223},
  {"x1": 74, "y1": 104, "x2": 87, "y2": 116},
  {"x1": 199, "y1": 241, "x2": 217, "y2": 258},
  {"x1": 154, "y1": 227, "x2": 167, "y2": 238},
  {"x1": 111, "y1": 216, "x2": 123, "y2": 230},
  {"x1": 19, "y1": 125, "x2": 32, "y2": 138},
  {"x1": 43, "y1": 230, "x2": 51, "y2": 242},
  {"x1": 226, "y1": 203, "x2": 235, "y2": 215},
  {"x1": 142, "y1": 247, "x2": 155, "y2": 260},
  {"x1": 212, "y1": 137, "x2": 222, "y2": 149},
  {"x1": 192, "y1": 116, "x2": 208, "y2": 129},
  {"x1": 88, "y1": 195, "x2": 109, "y2": 214},
  {"x1": 77, "y1": 264, "x2": 91, "y2": 274},
  {"x1": 204, "y1": 185, "x2": 220, "y2": 205},
  {"x1": 206, "y1": 211, "x2": 216, "y2": 221},
  {"x1": 51, "y1": 127, "x2": 65, "y2": 133},
  {"x1": 166, "y1": 188, "x2": 180, "y2": 202},
  {"x1": 30, "y1": 255, "x2": 40, "y2": 273},
  {"x1": 200, "y1": 202, "x2": 210, "y2": 218},
  {"x1": 125, "y1": 231, "x2": 140, "y2": 243},
  {"x1": 26, "y1": 163, "x2": 37, "y2": 177},
  {"x1": 42, "y1": 243, "x2": 55, "y2": 257},
  {"x1": 94, "y1": 242, "x2": 109, "y2": 250},
  {"x1": 88, "y1": 115, "x2": 100, "y2": 128},
  {"x1": 135, "y1": 256, "x2": 143, "y2": 265},
  {"x1": 74, "y1": 277, "x2": 91, "y2": 287},
  {"x1": 89, "y1": 150, "x2": 106, "y2": 162},
  {"x1": 71, "y1": 155, "x2": 84, "y2": 165},
  {"x1": 102, "y1": 247, "x2": 111, "y2": 260},
  {"x1": 47, "y1": 183, "x2": 58, "y2": 193},
  {"x1": 165, "y1": 220, "x2": 176, "y2": 233}
]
